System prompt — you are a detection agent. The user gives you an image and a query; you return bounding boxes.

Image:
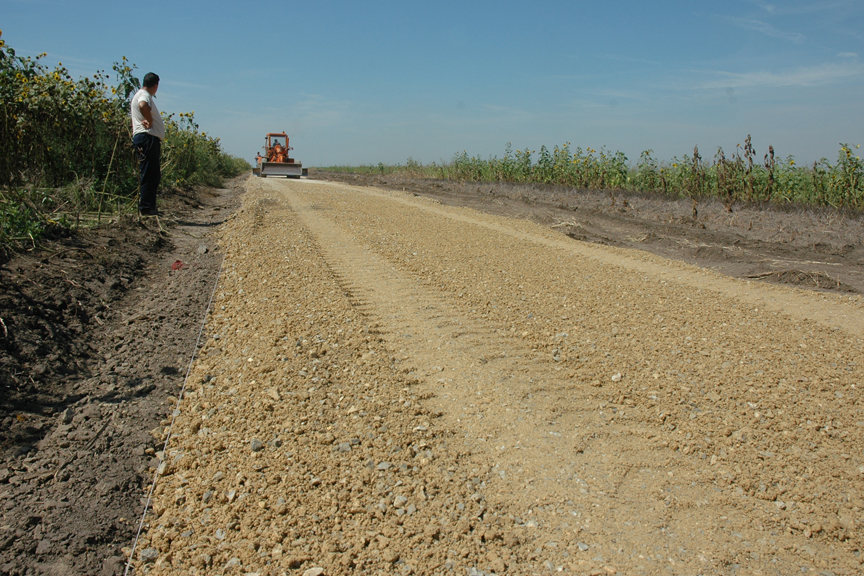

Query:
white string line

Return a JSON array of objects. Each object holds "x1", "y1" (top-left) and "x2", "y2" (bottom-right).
[{"x1": 123, "y1": 235, "x2": 233, "y2": 576}]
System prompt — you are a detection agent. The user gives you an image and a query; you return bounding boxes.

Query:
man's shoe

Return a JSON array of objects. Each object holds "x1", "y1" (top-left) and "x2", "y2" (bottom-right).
[{"x1": 140, "y1": 208, "x2": 160, "y2": 216}]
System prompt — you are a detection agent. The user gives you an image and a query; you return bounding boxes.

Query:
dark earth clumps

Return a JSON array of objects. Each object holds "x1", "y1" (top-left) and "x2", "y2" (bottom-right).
[{"x1": 0, "y1": 178, "x2": 244, "y2": 576}]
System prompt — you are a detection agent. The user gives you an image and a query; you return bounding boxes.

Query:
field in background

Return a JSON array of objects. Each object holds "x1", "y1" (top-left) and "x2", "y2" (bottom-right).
[
  {"x1": 0, "y1": 32, "x2": 249, "y2": 250},
  {"x1": 319, "y1": 137, "x2": 863, "y2": 212}
]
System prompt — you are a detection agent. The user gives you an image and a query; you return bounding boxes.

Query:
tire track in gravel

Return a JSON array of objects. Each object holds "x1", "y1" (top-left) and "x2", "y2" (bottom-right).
[
  {"x1": 272, "y1": 178, "x2": 864, "y2": 575},
  {"x1": 132, "y1": 175, "x2": 864, "y2": 576},
  {"x1": 133, "y1": 180, "x2": 600, "y2": 576},
  {"x1": 281, "y1": 185, "x2": 686, "y2": 558},
  {"x1": 306, "y1": 179, "x2": 864, "y2": 340}
]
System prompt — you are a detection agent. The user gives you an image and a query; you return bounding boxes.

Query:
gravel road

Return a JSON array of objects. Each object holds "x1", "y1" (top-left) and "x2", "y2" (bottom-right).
[{"x1": 130, "y1": 177, "x2": 864, "y2": 575}]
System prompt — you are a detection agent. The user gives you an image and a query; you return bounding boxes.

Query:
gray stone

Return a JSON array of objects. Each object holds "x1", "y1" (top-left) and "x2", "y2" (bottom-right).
[
  {"x1": 394, "y1": 495, "x2": 408, "y2": 506},
  {"x1": 81, "y1": 404, "x2": 101, "y2": 419},
  {"x1": 577, "y1": 542, "x2": 589, "y2": 551},
  {"x1": 335, "y1": 442, "x2": 352, "y2": 453},
  {"x1": 194, "y1": 553, "x2": 212, "y2": 567},
  {"x1": 59, "y1": 408, "x2": 74, "y2": 425},
  {"x1": 197, "y1": 244, "x2": 209, "y2": 254},
  {"x1": 250, "y1": 439, "x2": 264, "y2": 452},
  {"x1": 140, "y1": 548, "x2": 159, "y2": 563},
  {"x1": 377, "y1": 461, "x2": 391, "y2": 470},
  {"x1": 202, "y1": 490, "x2": 213, "y2": 504}
]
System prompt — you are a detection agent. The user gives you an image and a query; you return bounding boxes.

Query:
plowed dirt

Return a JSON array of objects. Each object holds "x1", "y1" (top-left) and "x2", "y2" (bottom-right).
[
  {"x1": 0, "y1": 180, "x2": 244, "y2": 576},
  {"x1": 129, "y1": 177, "x2": 864, "y2": 576}
]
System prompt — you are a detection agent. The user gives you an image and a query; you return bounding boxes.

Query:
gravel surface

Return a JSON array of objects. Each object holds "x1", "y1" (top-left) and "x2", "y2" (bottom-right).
[
  {"x1": 130, "y1": 176, "x2": 864, "y2": 575},
  {"x1": 311, "y1": 169, "x2": 864, "y2": 296}
]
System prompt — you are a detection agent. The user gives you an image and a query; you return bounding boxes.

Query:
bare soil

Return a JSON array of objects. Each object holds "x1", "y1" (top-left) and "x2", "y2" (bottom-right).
[
  {"x1": 3, "y1": 172, "x2": 864, "y2": 576},
  {"x1": 0, "y1": 178, "x2": 244, "y2": 575}
]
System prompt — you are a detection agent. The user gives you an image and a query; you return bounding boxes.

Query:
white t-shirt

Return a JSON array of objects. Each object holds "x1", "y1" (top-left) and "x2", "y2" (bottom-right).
[{"x1": 131, "y1": 88, "x2": 165, "y2": 140}]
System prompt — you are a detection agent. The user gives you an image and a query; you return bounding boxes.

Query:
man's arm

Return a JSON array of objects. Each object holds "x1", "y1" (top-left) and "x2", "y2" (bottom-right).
[{"x1": 138, "y1": 100, "x2": 154, "y2": 130}]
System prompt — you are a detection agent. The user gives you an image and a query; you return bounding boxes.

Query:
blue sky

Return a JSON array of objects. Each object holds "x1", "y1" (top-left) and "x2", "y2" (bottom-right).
[{"x1": 3, "y1": 0, "x2": 862, "y2": 166}]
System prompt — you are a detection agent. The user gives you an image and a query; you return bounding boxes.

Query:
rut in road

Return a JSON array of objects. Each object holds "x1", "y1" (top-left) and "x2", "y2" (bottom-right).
[
  {"x1": 273, "y1": 178, "x2": 864, "y2": 574},
  {"x1": 283, "y1": 186, "x2": 713, "y2": 564}
]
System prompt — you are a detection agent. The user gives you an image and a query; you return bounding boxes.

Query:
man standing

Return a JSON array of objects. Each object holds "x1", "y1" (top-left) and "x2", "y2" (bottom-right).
[{"x1": 130, "y1": 73, "x2": 165, "y2": 215}]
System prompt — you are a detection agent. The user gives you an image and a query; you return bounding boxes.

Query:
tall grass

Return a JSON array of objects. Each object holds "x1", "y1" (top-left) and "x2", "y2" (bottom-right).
[
  {"x1": 316, "y1": 162, "x2": 402, "y2": 176},
  {"x1": 318, "y1": 138, "x2": 864, "y2": 211},
  {"x1": 0, "y1": 31, "x2": 249, "y2": 249}
]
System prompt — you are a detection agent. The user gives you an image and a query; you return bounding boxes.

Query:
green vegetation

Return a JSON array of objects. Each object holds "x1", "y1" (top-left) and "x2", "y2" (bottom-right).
[
  {"x1": 0, "y1": 31, "x2": 249, "y2": 250},
  {"x1": 318, "y1": 162, "x2": 403, "y2": 176},
  {"x1": 319, "y1": 137, "x2": 864, "y2": 211}
]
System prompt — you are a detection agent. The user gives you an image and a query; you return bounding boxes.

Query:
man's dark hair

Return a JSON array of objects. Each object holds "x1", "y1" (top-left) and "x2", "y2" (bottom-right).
[{"x1": 142, "y1": 72, "x2": 160, "y2": 88}]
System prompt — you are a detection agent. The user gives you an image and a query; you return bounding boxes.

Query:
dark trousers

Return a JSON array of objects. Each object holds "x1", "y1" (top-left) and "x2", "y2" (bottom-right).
[{"x1": 133, "y1": 133, "x2": 161, "y2": 211}]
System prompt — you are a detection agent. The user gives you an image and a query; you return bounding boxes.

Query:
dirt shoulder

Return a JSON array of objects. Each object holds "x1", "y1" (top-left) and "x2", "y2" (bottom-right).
[
  {"x1": 0, "y1": 175, "x2": 246, "y2": 576},
  {"x1": 309, "y1": 170, "x2": 864, "y2": 295}
]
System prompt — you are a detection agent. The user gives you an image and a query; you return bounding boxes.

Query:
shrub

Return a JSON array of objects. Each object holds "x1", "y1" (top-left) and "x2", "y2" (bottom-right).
[{"x1": 0, "y1": 30, "x2": 249, "y2": 251}]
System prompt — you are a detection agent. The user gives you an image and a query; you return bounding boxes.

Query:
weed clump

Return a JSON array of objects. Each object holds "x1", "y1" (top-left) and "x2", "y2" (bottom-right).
[{"x1": 319, "y1": 138, "x2": 863, "y2": 212}]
